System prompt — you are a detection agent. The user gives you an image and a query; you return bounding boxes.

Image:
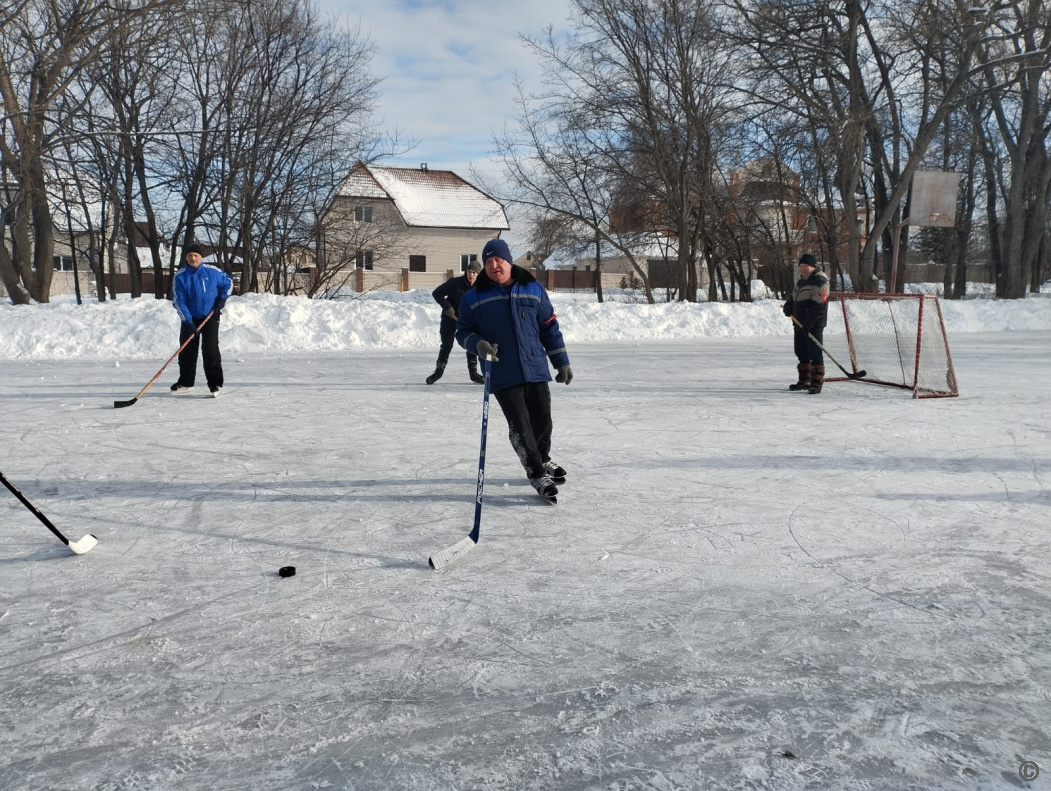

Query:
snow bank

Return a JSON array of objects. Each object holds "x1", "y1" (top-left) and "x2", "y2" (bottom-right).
[{"x1": 0, "y1": 289, "x2": 1048, "y2": 360}]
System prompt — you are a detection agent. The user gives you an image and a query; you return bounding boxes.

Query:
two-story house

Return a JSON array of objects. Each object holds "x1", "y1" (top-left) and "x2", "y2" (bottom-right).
[{"x1": 318, "y1": 162, "x2": 510, "y2": 293}]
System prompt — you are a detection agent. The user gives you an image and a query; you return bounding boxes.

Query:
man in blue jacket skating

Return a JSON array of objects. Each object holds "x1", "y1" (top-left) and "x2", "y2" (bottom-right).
[
  {"x1": 456, "y1": 239, "x2": 572, "y2": 502},
  {"x1": 171, "y1": 244, "x2": 233, "y2": 397}
]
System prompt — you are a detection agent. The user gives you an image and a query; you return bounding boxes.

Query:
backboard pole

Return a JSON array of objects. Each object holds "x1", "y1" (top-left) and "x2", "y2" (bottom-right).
[{"x1": 889, "y1": 218, "x2": 910, "y2": 294}]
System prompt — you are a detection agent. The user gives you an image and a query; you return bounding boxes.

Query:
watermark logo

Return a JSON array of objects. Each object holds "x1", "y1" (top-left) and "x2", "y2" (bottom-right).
[{"x1": 1019, "y1": 761, "x2": 1039, "y2": 782}]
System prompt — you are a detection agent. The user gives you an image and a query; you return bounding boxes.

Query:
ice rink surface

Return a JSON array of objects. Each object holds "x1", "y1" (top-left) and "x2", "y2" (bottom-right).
[{"x1": 1, "y1": 334, "x2": 1048, "y2": 790}]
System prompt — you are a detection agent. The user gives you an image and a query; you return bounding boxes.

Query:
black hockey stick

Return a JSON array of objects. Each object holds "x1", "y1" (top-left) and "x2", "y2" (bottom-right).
[
  {"x1": 428, "y1": 357, "x2": 492, "y2": 570},
  {"x1": 0, "y1": 470, "x2": 98, "y2": 555},
  {"x1": 791, "y1": 315, "x2": 867, "y2": 379},
  {"x1": 114, "y1": 311, "x2": 215, "y2": 408}
]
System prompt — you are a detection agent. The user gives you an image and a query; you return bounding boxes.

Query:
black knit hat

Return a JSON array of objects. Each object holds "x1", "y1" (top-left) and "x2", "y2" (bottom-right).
[
  {"x1": 799, "y1": 253, "x2": 818, "y2": 268},
  {"x1": 183, "y1": 243, "x2": 204, "y2": 258}
]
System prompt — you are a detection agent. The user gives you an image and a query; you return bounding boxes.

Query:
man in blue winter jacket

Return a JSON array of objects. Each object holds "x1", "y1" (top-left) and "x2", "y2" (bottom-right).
[
  {"x1": 170, "y1": 244, "x2": 233, "y2": 397},
  {"x1": 456, "y1": 238, "x2": 572, "y2": 501}
]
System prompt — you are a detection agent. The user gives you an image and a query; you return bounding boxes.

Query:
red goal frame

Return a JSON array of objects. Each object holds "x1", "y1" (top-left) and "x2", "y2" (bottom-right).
[{"x1": 823, "y1": 293, "x2": 959, "y2": 399}]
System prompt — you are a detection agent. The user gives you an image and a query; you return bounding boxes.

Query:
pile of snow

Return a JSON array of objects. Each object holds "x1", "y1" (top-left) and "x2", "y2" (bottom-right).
[{"x1": 1, "y1": 288, "x2": 1049, "y2": 361}]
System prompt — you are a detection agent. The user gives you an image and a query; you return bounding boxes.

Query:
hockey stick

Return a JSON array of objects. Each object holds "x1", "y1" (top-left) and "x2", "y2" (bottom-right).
[
  {"x1": 114, "y1": 311, "x2": 215, "y2": 408},
  {"x1": 0, "y1": 470, "x2": 98, "y2": 555},
  {"x1": 791, "y1": 315, "x2": 867, "y2": 379},
  {"x1": 428, "y1": 357, "x2": 492, "y2": 570}
]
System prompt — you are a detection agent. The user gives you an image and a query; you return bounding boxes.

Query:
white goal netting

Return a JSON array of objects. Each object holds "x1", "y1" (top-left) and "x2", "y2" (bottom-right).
[{"x1": 823, "y1": 293, "x2": 959, "y2": 398}]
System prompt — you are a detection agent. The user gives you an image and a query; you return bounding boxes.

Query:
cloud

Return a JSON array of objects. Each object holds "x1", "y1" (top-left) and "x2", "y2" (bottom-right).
[
  {"x1": 315, "y1": 0, "x2": 574, "y2": 252},
  {"x1": 319, "y1": 0, "x2": 573, "y2": 174}
]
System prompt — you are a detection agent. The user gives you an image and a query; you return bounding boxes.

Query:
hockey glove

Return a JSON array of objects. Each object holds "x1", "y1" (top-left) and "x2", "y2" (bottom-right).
[
  {"x1": 555, "y1": 365, "x2": 573, "y2": 385},
  {"x1": 476, "y1": 340, "x2": 499, "y2": 362}
]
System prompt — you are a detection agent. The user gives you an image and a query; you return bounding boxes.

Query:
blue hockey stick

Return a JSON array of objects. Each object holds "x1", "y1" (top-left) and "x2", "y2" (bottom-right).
[{"x1": 428, "y1": 358, "x2": 492, "y2": 569}]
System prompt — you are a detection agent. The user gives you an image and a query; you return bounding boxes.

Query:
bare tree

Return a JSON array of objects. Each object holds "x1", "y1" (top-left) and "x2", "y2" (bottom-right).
[
  {"x1": 162, "y1": 0, "x2": 382, "y2": 296},
  {"x1": 496, "y1": 1, "x2": 739, "y2": 303},
  {"x1": 0, "y1": 0, "x2": 176, "y2": 304},
  {"x1": 975, "y1": 0, "x2": 1051, "y2": 297},
  {"x1": 727, "y1": 0, "x2": 996, "y2": 293},
  {"x1": 492, "y1": 63, "x2": 657, "y2": 303}
]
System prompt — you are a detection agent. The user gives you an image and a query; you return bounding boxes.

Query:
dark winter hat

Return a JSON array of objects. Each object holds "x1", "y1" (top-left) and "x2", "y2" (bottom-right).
[
  {"x1": 466, "y1": 260, "x2": 482, "y2": 273},
  {"x1": 183, "y1": 243, "x2": 204, "y2": 258},
  {"x1": 798, "y1": 253, "x2": 818, "y2": 269},
  {"x1": 482, "y1": 238, "x2": 513, "y2": 264}
]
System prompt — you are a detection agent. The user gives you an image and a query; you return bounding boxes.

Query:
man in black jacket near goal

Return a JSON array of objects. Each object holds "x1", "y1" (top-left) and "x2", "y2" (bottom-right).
[
  {"x1": 782, "y1": 253, "x2": 830, "y2": 394},
  {"x1": 426, "y1": 261, "x2": 484, "y2": 385}
]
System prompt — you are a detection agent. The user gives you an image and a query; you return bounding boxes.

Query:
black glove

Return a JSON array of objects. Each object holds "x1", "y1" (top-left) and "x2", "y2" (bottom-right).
[
  {"x1": 182, "y1": 320, "x2": 199, "y2": 338},
  {"x1": 556, "y1": 365, "x2": 573, "y2": 385},
  {"x1": 782, "y1": 300, "x2": 793, "y2": 317},
  {"x1": 213, "y1": 298, "x2": 226, "y2": 315}
]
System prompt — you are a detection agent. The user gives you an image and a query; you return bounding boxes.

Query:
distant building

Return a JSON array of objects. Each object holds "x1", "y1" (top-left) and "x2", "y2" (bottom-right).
[{"x1": 318, "y1": 162, "x2": 510, "y2": 292}]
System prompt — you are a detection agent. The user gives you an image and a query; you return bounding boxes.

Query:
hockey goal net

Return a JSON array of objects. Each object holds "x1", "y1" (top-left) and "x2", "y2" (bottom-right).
[{"x1": 823, "y1": 293, "x2": 959, "y2": 398}]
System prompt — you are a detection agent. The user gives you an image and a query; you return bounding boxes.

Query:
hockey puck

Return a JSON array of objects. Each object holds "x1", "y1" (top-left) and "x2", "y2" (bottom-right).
[{"x1": 278, "y1": 566, "x2": 296, "y2": 578}]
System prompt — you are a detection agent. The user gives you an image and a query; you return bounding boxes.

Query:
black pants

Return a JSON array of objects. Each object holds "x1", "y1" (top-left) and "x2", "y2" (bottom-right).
[
  {"x1": 437, "y1": 318, "x2": 477, "y2": 367},
  {"x1": 177, "y1": 315, "x2": 223, "y2": 389},
  {"x1": 494, "y1": 382, "x2": 552, "y2": 478},
  {"x1": 793, "y1": 326, "x2": 824, "y2": 365}
]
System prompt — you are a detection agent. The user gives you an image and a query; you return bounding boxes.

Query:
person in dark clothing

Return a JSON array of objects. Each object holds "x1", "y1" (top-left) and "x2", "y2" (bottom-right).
[
  {"x1": 426, "y1": 261, "x2": 483, "y2": 385},
  {"x1": 170, "y1": 244, "x2": 233, "y2": 397},
  {"x1": 456, "y1": 238, "x2": 572, "y2": 501},
  {"x1": 782, "y1": 253, "x2": 830, "y2": 394}
]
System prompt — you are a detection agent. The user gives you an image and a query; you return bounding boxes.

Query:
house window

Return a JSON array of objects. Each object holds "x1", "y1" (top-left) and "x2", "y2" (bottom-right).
[
  {"x1": 460, "y1": 254, "x2": 477, "y2": 271},
  {"x1": 409, "y1": 255, "x2": 426, "y2": 272},
  {"x1": 354, "y1": 205, "x2": 373, "y2": 223},
  {"x1": 355, "y1": 250, "x2": 373, "y2": 270},
  {"x1": 53, "y1": 255, "x2": 74, "y2": 271}
]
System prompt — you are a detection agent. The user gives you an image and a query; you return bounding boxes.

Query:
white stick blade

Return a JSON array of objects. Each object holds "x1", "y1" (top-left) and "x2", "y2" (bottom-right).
[
  {"x1": 428, "y1": 537, "x2": 475, "y2": 570},
  {"x1": 68, "y1": 534, "x2": 98, "y2": 555}
]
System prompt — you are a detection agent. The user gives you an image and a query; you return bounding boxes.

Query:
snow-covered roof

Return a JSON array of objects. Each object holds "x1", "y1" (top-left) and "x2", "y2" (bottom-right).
[{"x1": 335, "y1": 163, "x2": 509, "y2": 231}]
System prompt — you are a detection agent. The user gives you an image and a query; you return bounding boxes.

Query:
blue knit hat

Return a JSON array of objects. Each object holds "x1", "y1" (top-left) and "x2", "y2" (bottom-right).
[{"x1": 482, "y1": 238, "x2": 513, "y2": 264}]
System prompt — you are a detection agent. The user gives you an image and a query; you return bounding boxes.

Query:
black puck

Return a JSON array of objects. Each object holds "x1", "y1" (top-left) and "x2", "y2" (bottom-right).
[{"x1": 278, "y1": 566, "x2": 296, "y2": 578}]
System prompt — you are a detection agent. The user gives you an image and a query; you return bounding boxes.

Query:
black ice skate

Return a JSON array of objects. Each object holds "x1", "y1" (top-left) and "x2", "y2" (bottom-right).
[
  {"x1": 543, "y1": 461, "x2": 567, "y2": 484},
  {"x1": 529, "y1": 474, "x2": 559, "y2": 504}
]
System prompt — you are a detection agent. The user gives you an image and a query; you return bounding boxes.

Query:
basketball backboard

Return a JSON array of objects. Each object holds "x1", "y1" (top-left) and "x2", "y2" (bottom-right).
[{"x1": 910, "y1": 171, "x2": 961, "y2": 227}]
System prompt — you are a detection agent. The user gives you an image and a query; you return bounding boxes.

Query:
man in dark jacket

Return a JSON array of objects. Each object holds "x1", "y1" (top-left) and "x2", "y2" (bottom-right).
[
  {"x1": 426, "y1": 261, "x2": 483, "y2": 385},
  {"x1": 171, "y1": 243, "x2": 233, "y2": 397},
  {"x1": 456, "y1": 239, "x2": 572, "y2": 502},
  {"x1": 782, "y1": 253, "x2": 830, "y2": 394}
]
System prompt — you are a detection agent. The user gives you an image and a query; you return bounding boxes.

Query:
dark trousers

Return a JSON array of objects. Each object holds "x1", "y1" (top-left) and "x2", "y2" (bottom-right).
[
  {"x1": 494, "y1": 382, "x2": 552, "y2": 478},
  {"x1": 177, "y1": 315, "x2": 223, "y2": 389},
  {"x1": 793, "y1": 326, "x2": 824, "y2": 365},
  {"x1": 437, "y1": 318, "x2": 477, "y2": 367}
]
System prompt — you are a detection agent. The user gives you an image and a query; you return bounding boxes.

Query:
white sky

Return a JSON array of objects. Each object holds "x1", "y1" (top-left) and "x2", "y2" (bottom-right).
[
  {"x1": 317, "y1": 0, "x2": 573, "y2": 176},
  {"x1": 314, "y1": 0, "x2": 575, "y2": 252}
]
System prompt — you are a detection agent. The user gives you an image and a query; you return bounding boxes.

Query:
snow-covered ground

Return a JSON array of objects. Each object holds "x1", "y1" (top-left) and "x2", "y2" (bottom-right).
[
  {"x1": 1, "y1": 286, "x2": 1049, "y2": 360},
  {"x1": 1, "y1": 291, "x2": 1049, "y2": 790}
]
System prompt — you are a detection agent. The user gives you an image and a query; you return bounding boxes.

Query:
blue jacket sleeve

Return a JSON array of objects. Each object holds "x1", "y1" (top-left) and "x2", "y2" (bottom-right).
[
  {"x1": 172, "y1": 272, "x2": 192, "y2": 323},
  {"x1": 456, "y1": 293, "x2": 483, "y2": 354},
  {"x1": 217, "y1": 270, "x2": 233, "y2": 305},
  {"x1": 536, "y1": 289, "x2": 569, "y2": 368}
]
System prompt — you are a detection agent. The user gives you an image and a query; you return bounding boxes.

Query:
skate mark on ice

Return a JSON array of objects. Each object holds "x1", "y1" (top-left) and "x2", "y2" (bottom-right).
[{"x1": 786, "y1": 505, "x2": 951, "y2": 621}]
